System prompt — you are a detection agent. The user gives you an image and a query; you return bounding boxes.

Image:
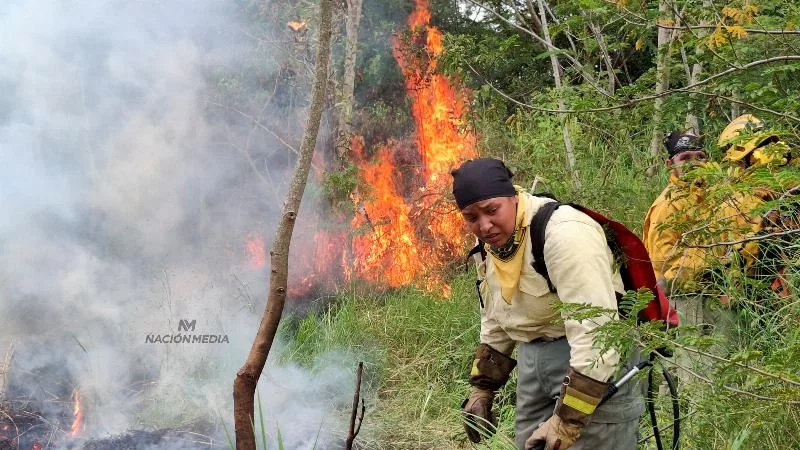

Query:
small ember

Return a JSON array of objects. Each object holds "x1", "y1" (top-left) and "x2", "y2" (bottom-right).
[{"x1": 70, "y1": 390, "x2": 83, "y2": 437}]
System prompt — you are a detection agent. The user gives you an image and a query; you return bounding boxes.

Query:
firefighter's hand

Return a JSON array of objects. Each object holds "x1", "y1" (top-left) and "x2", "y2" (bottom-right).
[
  {"x1": 524, "y1": 415, "x2": 582, "y2": 450},
  {"x1": 461, "y1": 388, "x2": 496, "y2": 443}
]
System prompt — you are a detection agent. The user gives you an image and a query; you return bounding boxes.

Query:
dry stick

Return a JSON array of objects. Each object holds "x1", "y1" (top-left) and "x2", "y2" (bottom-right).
[
  {"x1": 653, "y1": 24, "x2": 800, "y2": 35},
  {"x1": 345, "y1": 362, "x2": 365, "y2": 450},
  {"x1": 231, "y1": 0, "x2": 333, "y2": 449},
  {"x1": 599, "y1": 0, "x2": 800, "y2": 35},
  {"x1": 682, "y1": 89, "x2": 800, "y2": 122},
  {"x1": 0, "y1": 338, "x2": 13, "y2": 402}
]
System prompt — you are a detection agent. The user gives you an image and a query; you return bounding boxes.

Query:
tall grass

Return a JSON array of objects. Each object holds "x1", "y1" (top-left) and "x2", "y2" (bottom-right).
[{"x1": 279, "y1": 277, "x2": 518, "y2": 449}]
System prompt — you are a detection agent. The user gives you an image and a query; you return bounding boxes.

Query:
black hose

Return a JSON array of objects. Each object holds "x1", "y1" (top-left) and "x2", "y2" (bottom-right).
[
  {"x1": 661, "y1": 364, "x2": 681, "y2": 450},
  {"x1": 647, "y1": 358, "x2": 665, "y2": 450}
]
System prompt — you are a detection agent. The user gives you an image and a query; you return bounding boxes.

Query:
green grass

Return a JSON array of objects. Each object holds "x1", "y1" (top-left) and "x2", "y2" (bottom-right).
[
  {"x1": 279, "y1": 277, "x2": 510, "y2": 449},
  {"x1": 279, "y1": 271, "x2": 800, "y2": 449}
]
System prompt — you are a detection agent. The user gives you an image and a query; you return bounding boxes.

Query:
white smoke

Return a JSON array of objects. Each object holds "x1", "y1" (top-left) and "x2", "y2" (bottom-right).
[{"x1": 0, "y1": 0, "x2": 353, "y2": 448}]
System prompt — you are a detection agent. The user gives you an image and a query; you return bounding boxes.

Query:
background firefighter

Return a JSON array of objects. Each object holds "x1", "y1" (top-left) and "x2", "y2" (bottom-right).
[{"x1": 719, "y1": 114, "x2": 799, "y2": 299}]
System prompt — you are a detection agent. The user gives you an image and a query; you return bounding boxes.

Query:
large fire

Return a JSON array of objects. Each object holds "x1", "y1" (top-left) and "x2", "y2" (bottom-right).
[
  {"x1": 246, "y1": 0, "x2": 475, "y2": 298},
  {"x1": 348, "y1": 0, "x2": 476, "y2": 295}
]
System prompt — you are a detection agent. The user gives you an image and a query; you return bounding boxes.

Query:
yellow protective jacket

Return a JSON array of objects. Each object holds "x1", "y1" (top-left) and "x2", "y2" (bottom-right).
[
  {"x1": 643, "y1": 178, "x2": 709, "y2": 287},
  {"x1": 643, "y1": 175, "x2": 761, "y2": 291},
  {"x1": 477, "y1": 193, "x2": 624, "y2": 382}
]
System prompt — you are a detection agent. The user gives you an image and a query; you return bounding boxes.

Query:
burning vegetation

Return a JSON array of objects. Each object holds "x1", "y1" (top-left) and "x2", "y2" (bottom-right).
[
  {"x1": 291, "y1": 0, "x2": 477, "y2": 298},
  {"x1": 2, "y1": 0, "x2": 478, "y2": 447}
]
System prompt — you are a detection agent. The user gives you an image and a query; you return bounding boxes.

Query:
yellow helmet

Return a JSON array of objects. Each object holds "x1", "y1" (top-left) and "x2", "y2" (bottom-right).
[{"x1": 719, "y1": 114, "x2": 782, "y2": 165}]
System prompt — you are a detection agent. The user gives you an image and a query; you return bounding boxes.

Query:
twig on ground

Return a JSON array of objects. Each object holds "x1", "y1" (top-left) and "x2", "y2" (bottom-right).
[
  {"x1": 0, "y1": 338, "x2": 13, "y2": 401},
  {"x1": 345, "y1": 362, "x2": 365, "y2": 450}
]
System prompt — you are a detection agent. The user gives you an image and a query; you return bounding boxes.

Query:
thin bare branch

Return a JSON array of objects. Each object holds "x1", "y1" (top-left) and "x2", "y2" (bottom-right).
[
  {"x1": 206, "y1": 101, "x2": 301, "y2": 155},
  {"x1": 658, "y1": 24, "x2": 800, "y2": 35},
  {"x1": 683, "y1": 89, "x2": 800, "y2": 123},
  {"x1": 684, "y1": 228, "x2": 800, "y2": 248},
  {"x1": 669, "y1": 340, "x2": 800, "y2": 388},
  {"x1": 464, "y1": 0, "x2": 609, "y2": 96},
  {"x1": 664, "y1": 359, "x2": 799, "y2": 402},
  {"x1": 467, "y1": 56, "x2": 800, "y2": 114}
]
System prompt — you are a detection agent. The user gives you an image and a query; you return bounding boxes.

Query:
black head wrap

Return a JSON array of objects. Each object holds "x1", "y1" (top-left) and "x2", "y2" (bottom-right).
[
  {"x1": 663, "y1": 131, "x2": 705, "y2": 159},
  {"x1": 451, "y1": 158, "x2": 517, "y2": 210}
]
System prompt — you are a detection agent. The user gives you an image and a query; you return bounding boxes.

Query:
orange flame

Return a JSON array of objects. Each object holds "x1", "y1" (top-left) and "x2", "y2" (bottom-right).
[
  {"x1": 287, "y1": 21, "x2": 306, "y2": 32},
  {"x1": 253, "y1": 0, "x2": 475, "y2": 297},
  {"x1": 245, "y1": 234, "x2": 266, "y2": 269},
  {"x1": 347, "y1": 0, "x2": 475, "y2": 295},
  {"x1": 288, "y1": 228, "x2": 347, "y2": 297},
  {"x1": 70, "y1": 390, "x2": 83, "y2": 437},
  {"x1": 351, "y1": 138, "x2": 426, "y2": 287}
]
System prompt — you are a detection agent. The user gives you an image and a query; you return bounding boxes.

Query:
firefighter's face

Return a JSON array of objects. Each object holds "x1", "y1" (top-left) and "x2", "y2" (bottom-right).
[
  {"x1": 666, "y1": 150, "x2": 707, "y2": 176},
  {"x1": 460, "y1": 195, "x2": 519, "y2": 248}
]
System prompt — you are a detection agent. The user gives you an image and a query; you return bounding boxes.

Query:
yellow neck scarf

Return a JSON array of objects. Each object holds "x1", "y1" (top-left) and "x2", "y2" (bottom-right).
[{"x1": 487, "y1": 188, "x2": 529, "y2": 304}]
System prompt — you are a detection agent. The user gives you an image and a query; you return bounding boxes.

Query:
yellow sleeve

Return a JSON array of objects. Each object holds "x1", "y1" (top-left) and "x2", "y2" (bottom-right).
[
  {"x1": 644, "y1": 195, "x2": 708, "y2": 289},
  {"x1": 717, "y1": 192, "x2": 763, "y2": 270},
  {"x1": 643, "y1": 198, "x2": 681, "y2": 281}
]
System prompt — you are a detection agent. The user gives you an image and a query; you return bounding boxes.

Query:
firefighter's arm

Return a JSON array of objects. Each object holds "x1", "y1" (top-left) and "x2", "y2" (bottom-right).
[
  {"x1": 462, "y1": 309, "x2": 516, "y2": 443},
  {"x1": 526, "y1": 216, "x2": 617, "y2": 450},
  {"x1": 479, "y1": 311, "x2": 515, "y2": 356},
  {"x1": 724, "y1": 192, "x2": 763, "y2": 269},
  {"x1": 644, "y1": 200, "x2": 683, "y2": 283},
  {"x1": 543, "y1": 217, "x2": 620, "y2": 382}
]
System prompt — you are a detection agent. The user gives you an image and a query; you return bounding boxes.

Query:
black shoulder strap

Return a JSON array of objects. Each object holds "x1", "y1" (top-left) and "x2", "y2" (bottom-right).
[
  {"x1": 531, "y1": 200, "x2": 561, "y2": 293},
  {"x1": 467, "y1": 240, "x2": 487, "y2": 308},
  {"x1": 467, "y1": 240, "x2": 487, "y2": 263}
]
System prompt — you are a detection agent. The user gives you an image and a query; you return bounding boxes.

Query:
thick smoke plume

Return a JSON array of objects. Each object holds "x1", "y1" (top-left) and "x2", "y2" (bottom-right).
[{"x1": 0, "y1": 0, "x2": 352, "y2": 447}]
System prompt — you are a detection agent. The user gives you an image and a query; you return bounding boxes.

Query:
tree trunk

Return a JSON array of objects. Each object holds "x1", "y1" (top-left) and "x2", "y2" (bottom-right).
[
  {"x1": 647, "y1": 0, "x2": 673, "y2": 175},
  {"x1": 232, "y1": 1, "x2": 334, "y2": 449},
  {"x1": 685, "y1": 0, "x2": 711, "y2": 133},
  {"x1": 335, "y1": 0, "x2": 363, "y2": 168},
  {"x1": 536, "y1": 0, "x2": 580, "y2": 190}
]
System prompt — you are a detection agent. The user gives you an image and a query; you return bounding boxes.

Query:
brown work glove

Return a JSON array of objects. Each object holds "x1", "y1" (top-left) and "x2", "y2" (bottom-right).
[
  {"x1": 524, "y1": 367, "x2": 609, "y2": 450},
  {"x1": 462, "y1": 387, "x2": 496, "y2": 443},
  {"x1": 461, "y1": 344, "x2": 516, "y2": 443},
  {"x1": 524, "y1": 414, "x2": 581, "y2": 450}
]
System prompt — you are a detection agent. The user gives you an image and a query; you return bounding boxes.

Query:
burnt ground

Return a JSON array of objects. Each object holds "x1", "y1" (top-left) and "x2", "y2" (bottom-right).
[{"x1": 0, "y1": 405, "x2": 220, "y2": 450}]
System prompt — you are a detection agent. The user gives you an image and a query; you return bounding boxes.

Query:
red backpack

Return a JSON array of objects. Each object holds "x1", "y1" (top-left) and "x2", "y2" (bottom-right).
[{"x1": 469, "y1": 198, "x2": 680, "y2": 329}]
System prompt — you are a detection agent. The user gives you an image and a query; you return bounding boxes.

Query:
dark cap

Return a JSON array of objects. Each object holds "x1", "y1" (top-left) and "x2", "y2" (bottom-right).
[
  {"x1": 451, "y1": 158, "x2": 517, "y2": 210},
  {"x1": 663, "y1": 131, "x2": 705, "y2": 158}
]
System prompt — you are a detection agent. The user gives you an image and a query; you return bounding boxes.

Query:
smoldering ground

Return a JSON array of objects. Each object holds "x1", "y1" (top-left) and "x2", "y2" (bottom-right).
[{"x1": 0, "y1": 1, "x2": 354, "y2": 448}]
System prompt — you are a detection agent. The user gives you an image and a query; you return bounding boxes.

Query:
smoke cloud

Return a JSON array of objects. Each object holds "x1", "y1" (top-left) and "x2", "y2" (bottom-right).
[{"x1": 0, "y1": 0, "x2": 351, "y2": 447}]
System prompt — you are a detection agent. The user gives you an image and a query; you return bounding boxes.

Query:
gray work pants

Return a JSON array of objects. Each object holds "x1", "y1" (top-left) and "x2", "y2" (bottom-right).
[
  {"x1": 672, "y1": 293, "x2": 737, "y2": 383},
  {"x1": 515, "y1": 337, "x2": 645, "y2": 450}
]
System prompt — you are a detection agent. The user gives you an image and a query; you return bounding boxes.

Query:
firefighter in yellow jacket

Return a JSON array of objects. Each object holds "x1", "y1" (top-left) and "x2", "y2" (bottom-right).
[
  {"x1": 644, "y1": 130, "x2": 759, "y2": 333},
  {"x1": 452, "y1": 158, "x2": 643, "y2": 450},
  {"x1": 643, "y1": 131, "x2": 710, "y2": 293},
  {"x1": 720, "y1": 114, "x2": 796, "y2": 297}
]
